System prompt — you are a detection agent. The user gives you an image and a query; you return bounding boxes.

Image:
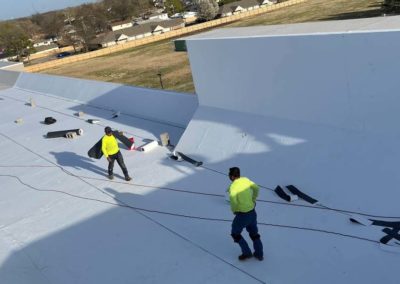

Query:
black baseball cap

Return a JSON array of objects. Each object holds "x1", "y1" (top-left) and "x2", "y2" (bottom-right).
[{"x1": 104, "y1": 126, "x2": 112, "y2": 134}]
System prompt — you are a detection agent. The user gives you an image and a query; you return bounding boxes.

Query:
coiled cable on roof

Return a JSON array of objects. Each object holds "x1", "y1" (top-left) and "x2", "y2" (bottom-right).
[
  {"x1": 2, "y1": 93, "x2": 399, "y2": 219},
  {"x1": 0, "y1": 173, "x2": 379, "y2": 246}
]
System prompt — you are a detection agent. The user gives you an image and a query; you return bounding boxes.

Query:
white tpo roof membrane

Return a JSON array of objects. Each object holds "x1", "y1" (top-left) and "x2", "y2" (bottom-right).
[{"x1": 1, "y1": 14, "x2": 400, "y2": 282}]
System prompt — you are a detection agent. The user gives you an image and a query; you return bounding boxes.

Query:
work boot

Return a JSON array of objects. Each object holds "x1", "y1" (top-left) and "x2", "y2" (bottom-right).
[
  {"x1": 125, "y1": 176, "x2": 132, "y2": 181},
  {"x1": 108, "y1": 174, "x2": 114, "y2": 180},
  {"x1": 238, "y1": 254, "x2": 252, "y2": 261},
  {"x1": 253, "y1": 253, "x2": 264, "y2": 261}
]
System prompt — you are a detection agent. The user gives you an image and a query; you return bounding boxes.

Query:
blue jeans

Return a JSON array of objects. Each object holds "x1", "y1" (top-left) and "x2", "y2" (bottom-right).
[{"x1": 231, "y1": 209, "x2": 263, "y2": 257}]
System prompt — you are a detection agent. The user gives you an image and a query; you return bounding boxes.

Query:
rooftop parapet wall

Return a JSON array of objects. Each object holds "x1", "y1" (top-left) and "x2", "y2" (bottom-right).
[
  {"x1": 185, "y1": 21, "x2": 400, "y2": 135},
  {"x1": 14, "y1": 72, "x2": 198, "y2": 127},
  {"x1": 0, "y1": 70, "x2": 20, "y2": 90}
]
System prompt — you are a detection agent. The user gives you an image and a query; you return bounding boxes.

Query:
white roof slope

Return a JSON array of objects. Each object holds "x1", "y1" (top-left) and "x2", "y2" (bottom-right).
[
  {"x1": 184, "y1": 14, "x2": 400, "y2": 39},
  {"x1": 1, "y1": 15, "x2": 400, "y2": 284}
]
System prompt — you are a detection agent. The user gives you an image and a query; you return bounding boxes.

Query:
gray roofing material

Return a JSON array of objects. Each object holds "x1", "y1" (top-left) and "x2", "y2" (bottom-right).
[
  {"x1": 14, "y1": 71, "x2": 197, "y2": 127},
  {"x1": 90, "y1": 32, "x2": 118, "y2": 45}
]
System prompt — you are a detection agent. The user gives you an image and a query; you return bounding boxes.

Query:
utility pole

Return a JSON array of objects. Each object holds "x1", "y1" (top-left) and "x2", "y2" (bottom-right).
[{"x1": 157, "y1": 69, "x2": 164, "y2": 89}]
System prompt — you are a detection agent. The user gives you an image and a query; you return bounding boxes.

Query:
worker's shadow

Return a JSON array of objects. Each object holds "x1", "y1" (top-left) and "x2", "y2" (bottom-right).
[
  {"x1": 104, "y1": 187, "x2": 140, "y2": 208},
  {"x1": 50, "y1": 151, "x2": 107, "y2": 177}
]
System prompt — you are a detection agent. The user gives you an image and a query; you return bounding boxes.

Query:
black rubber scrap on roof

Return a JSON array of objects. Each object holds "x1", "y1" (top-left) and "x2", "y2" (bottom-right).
[
  {"x1": 87, "y1": 119, "x2": 100, "y2": 124},
  {"x1": 274, "y1": 185, "x2": 291, "y2": 202},
  {"x1": 380, "y1": 227, "x2": 400, "y2": 244},
  {"x1": 349, "y1": 216, "x2": 372, "y2": 226},
  {"x1": 44, "y1": 117, "x2": 56, "y2": 125},
  {"x1": 176, "y1": 152, "x2": 203, "y2": 167},
  {"x1": 286, "y1": 185, "x2": 318, "y2": 204},
  {"x1": 371, "y1": 220, "x2": 400, "y2": 227},
  {"x1": 370, "y1": 220, "x2": 400, "y2": 244}
]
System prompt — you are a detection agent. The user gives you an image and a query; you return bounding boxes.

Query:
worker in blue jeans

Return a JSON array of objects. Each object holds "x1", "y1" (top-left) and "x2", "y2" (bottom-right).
[{"x1": 228, "y1": 167, "x2": 263, "y2": 261}]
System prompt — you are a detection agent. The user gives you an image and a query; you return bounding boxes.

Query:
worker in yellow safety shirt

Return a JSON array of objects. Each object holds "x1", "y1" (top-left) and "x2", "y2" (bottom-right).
[
  {"x1": 102, "y1": 126, "x2": 131, "y2": 181},
  {"x1": 228, "y1": 167, "x2": 263, "y2": 261}
]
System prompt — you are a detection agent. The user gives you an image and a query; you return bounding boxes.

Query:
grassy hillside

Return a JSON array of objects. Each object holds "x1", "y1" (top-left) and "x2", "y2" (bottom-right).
[
  {"x1": 40, "y1": 0, "x2": 384, "y2": 94},
  {"x1": 228, "y1": 0, "x2": 383, "y2": 27}
]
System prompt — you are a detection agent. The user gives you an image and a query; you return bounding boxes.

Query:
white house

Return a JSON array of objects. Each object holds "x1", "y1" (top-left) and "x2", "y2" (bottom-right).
[
  {"x1": 32, "y1": 43, "x2": 59, "y2": 54},
  {"x1": 260, "y1": 0, "x2": 278, "y2": 5},
  {"x1": 182, "y1": 11, "x2": 198, "y2": 24},
  {"x1": 33, "y1": 37, "x2": 58, "y2": 48},
  {"x1": 218, "y1": 0, "x2": 260, "y2": 17},
  {"x1": 89, "y1": 32, "x2": 118, "y2": 48},
  {"x1": 110, "y1": 19, "x2": 134, "y2": 31},
  {"x1": 89, "y1": 19, "x2": 184, "y2": 49},
  {"x1": 151, "y1": 25, "x2": 165, "y2": 35},
  {"x1": 148, "y1": 12, "x2": 169, "y2": 21}
]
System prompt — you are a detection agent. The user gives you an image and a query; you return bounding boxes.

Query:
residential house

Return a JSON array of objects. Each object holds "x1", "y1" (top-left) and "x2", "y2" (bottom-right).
[
  {"x1": 33, "y1": 37, "x2": 58, "y2": 48},
  {"x1": 152, "y1": 18, "x2": 185, "y2": 32},
  {"x1": 119, "y1": 24, "x2": 153, "y2": 40},
  {"x1": 147, "y1": 12, "x2": 169, "y2": 21},
  {"x1": 109, "y1": 19, "x2": 134, "y2": 31},
  {"x1": 218, "y1": 0, "x2": 260, "y2": 17},
  {"x1": 32, "y1": 43, "x2": 59, "y2": 54},
  {"x1": 134, "y1": 12, "x2": 169, "y2": 25},
  {"x1": 89, "y1": 19, "x2": 185, "y2": 50},
  {"x1": 182, "y1": 11, "x2": 198, "y2": 24},
  {"x1": 132, "y1": 18, "x2": 184, "y2": 36},
  {"x1": 89, "y1": 32, "x2": 122, "y2": 49},
  {"x1": 260, "y1": 0, "x2": 278, "y2": 5}
]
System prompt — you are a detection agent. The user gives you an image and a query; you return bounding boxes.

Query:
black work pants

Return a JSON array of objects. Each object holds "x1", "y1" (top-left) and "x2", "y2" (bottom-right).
[{"x1": 108, "y1": 151, "x2": 129, "y2": 177}]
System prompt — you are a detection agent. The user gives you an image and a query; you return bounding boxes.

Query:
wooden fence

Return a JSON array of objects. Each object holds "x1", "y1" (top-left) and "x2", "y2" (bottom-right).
[
  {"x1": 28, "y1": 46, "x2": 76, "y2": 61},
  {"x1": 25, "y1": 0, "x2": 307, "y2": 72}
]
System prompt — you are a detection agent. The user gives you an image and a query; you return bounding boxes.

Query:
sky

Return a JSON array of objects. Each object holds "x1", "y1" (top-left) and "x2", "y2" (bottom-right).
[{"x1": 0, "y1": 0, "x2": 98, "y2": 21}]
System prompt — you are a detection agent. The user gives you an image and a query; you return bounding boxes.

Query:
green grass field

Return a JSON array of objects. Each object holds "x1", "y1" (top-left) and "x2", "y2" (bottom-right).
[{"x1": 40, "y1": 0, "x2": 384, "y2": 94}]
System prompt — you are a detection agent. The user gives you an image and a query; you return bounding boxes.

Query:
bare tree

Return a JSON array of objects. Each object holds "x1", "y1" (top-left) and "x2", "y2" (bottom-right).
[
  {"x1": 15, "y1": 19, "x2": 41, "y2": 39},
  {"x1": 31, "y1": 11, "x2": 65, "y2": 38},
  {"x1": 103, "y1": 0, "x2": 152, "y2": 20},
  {"x1": 73, "y1": 4, "x2": 109, "y2": 52}
]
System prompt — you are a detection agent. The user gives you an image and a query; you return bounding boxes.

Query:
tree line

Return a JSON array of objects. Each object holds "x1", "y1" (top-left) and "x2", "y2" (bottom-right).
[
  {"x1": 0, "y1": 0, "x2": 225, "y2": 61},
  {"x1": 0, "y1": 0, "x2": 156, "y2": 60}
]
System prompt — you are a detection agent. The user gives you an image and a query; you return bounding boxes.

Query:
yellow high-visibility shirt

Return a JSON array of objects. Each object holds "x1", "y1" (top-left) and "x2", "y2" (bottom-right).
[
  {"x1": 229, "y1": 177, "x2": 259, "y2": 213},
  {"x1": 101, "y1": 134, "x2": 119, "y2": 157}
]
